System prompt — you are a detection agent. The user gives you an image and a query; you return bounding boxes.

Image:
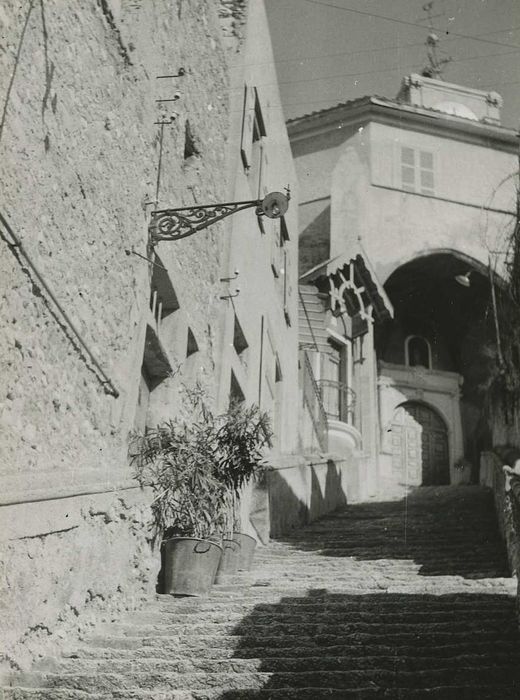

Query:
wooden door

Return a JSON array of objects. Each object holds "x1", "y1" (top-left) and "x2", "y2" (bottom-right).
[{"x1": 391, "y1": 402, "x2": 449, "y2": 486}]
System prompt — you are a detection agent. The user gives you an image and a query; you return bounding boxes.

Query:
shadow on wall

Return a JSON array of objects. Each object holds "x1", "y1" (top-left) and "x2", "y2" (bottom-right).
[
  {"x1": 277, "y1": 486, "x2": 511, "y2": 580},
  {"x1": 216, "y1": 589, "x2": 520, "y2": 697},
  {"x1": 299, "y1": 205, "x2": 330, "y2": 275},
  {"x1": 268, "y1": 459, "x2": 348, "y2": 538}
]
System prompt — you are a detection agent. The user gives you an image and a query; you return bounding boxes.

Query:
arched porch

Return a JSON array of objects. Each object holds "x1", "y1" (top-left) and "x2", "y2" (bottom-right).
[{"x1": 376, "y1": 251, "x2": 503, "y2": 493}]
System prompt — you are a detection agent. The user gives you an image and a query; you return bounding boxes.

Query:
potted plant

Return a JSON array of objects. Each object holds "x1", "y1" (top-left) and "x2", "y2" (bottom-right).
[
  {"x1": 131, "y1": 394, "x2": 272, "y2": 592},
  {"x1": 213, "y1": 402, "x2": 272, "y2": 573},
  {"x1": 131, "y1": 415, "x2": 227, "y2": 596}
]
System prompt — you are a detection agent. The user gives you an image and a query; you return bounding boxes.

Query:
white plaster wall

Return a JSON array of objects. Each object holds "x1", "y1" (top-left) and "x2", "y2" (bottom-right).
[
  {"x1": 330, "y1": 121, "x2": 516, "y2": 284},
  {"x1": 219, "y1": 0, "x2": 300, "y2": 454}
]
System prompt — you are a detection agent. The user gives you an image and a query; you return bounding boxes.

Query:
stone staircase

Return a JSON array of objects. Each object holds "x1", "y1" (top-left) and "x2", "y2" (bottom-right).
[{"x1": 3, "y1": 486, "x2": 520, "y2": 699}]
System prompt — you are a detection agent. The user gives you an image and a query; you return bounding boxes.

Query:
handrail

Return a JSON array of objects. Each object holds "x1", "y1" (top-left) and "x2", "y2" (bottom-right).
[
  {"x1": 301, "y1": 350, "x2": 328, "y2": 451},
  {"x1": 317, "y1": 378, "x2": 356, "y2": 425}
]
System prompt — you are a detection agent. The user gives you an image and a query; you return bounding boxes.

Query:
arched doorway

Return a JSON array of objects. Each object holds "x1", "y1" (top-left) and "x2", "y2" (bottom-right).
[{"x1": 391, "y1": 402, "x2": 449, "y2": 486}]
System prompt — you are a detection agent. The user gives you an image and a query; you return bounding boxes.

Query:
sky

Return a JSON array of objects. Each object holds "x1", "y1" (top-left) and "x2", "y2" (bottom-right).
[{"x1": 265, "y1": 0, "x2": 520, "y2": 128}]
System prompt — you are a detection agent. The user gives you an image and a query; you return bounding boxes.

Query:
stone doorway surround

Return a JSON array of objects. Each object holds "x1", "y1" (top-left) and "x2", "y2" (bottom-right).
[{"x1": 377, "y1": 361, "x2": 466, "y2": 490}]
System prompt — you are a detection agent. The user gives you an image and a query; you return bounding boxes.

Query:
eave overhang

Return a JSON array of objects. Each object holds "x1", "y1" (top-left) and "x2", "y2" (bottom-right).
[{"x1": 288, "y1": 97, "x2": 519, "y2": 153}]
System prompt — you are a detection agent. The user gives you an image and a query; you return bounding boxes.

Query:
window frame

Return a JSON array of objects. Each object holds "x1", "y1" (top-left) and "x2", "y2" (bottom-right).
[{"x1": 400, "y1": 146, "x2": 435, "y2": 196}]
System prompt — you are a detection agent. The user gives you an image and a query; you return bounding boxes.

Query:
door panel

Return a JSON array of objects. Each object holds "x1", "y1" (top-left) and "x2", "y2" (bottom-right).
[{"x1": 391, "y1": 402, "x2": 449, "y2": 485}]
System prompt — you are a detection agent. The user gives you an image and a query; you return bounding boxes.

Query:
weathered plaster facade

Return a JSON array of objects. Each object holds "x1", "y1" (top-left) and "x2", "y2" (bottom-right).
[
  {"x1": 215, "y1": 0, "x2": 302, "y2": 542},
  {"x1": 288, "y1": 74, "x2": 518, "y2": 498}
]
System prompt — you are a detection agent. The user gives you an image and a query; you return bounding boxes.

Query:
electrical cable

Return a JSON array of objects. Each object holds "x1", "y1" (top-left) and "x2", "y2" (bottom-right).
[
  {"x1": 276, "y1": 49, "x2": 519, "y2": 89},
  {"x1": 250, "y1": 24, "x2": 520, "y2": 69},
  {"x1": 222, "y1": 49, "x2": 519, "y2": 97},
  {"x1": 299, "y1": 0, "x2": 520, "y2": 50}
]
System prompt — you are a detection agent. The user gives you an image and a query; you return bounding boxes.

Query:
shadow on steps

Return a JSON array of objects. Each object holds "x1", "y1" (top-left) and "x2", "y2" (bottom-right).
[
  {"x1": 276, "y1": 486, "x2": 511, "y2": 579},
  {"x1": 216, "y1": 589, "x2": 520, "y2": 699}
]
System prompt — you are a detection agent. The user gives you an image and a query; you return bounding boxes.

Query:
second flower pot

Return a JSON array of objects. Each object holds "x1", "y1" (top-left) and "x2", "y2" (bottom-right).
[
  {"x1": 215, "y1": 538, "x2": 240, "y2": 582},
  {"x1": 232, "y1": 532, "x2": 257, "y2": 571}
]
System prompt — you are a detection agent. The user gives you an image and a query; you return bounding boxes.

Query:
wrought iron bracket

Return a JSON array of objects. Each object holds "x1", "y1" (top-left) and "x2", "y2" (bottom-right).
[{"x1": 149, "y1": 190, "x2": 290, "y2": 244}]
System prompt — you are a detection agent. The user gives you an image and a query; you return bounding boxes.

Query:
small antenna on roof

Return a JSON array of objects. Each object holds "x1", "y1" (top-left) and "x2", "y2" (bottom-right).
[{"x1": 420, "y1": 1, "x2": 452, "y2": 80}]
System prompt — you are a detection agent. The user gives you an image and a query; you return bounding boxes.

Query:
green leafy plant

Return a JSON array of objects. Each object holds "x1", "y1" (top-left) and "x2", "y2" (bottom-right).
[
  {"x1": 213, "y1": 401, "x2": 273, "y2": 532},
  {"x1": 131, "y1": 418, "x2": 227, "y2": 541},
  {"x1": 130, "y1": 394, "x2": 272, "y2": 540}
]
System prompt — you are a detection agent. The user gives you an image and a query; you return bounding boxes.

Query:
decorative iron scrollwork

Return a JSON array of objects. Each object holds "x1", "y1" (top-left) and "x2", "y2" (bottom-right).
[
  {"x1": 149, "y1": 190, "x2": 290, "y2": 244},
  {"x1": 150, "y1": 201, "x2": 257, "y2": 242}
]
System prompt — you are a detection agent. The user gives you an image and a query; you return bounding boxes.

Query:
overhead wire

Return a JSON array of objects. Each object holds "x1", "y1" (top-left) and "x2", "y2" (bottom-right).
[
  {"x1": 276, "y1": 49, "x2": 519, "y2": 89},
  {"x1": 253, "y1": 24, "x2": 520, "y2": 69},
  {"x1": 298, "y1": 0, "x2": 520, "y2": 50},
  {"x1": 222, "y1": 48, "x2": 519, "y2": 97},
  {"x1": 233, "y1": 18, "x2": 520, "y2": 79}
]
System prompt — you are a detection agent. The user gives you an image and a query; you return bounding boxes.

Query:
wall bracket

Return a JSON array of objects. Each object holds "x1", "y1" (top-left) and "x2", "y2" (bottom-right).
[{"x1": 149, "y1": 190, "x2": 289, "y2": 244}]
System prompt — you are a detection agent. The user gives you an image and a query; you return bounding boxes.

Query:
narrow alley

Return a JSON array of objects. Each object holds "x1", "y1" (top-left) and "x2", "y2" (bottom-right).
[{"x1": 4, "y1": 485, "x2": 520, "y2": 699}]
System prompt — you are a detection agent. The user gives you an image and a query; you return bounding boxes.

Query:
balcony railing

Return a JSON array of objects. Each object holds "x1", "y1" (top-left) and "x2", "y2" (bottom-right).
[
  {"x1": 302, "y1": 351, "x2": 328, "y2": 452},
  {"x1": 318, "y1": 379, "x2": 356, "y2": 425}
]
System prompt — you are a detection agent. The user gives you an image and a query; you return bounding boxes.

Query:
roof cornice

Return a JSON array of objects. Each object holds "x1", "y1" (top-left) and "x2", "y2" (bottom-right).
[{"x1": 287, "y1": 97, "x2": 519, "y2": 152}]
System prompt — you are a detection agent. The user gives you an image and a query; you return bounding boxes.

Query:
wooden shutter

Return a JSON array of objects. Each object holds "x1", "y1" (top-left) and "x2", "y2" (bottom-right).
[
  {"x1": 258, "y1": 146, "x2": 269, "y2": 198},
  {"x1": 240, "y1": 85, "x2": 256, "y2": 170}
]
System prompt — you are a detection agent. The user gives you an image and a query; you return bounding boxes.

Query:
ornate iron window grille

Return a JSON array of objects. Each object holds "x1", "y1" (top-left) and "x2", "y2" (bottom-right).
[{"x1": 317, "y1": 378, "x2": 356, "y2": 426}]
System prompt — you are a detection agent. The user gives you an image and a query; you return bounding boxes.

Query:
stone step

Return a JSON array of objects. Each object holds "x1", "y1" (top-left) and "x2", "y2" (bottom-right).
[
  {"x1": 7, "y1": 687, "x2": 520, "y2": 700},
  {"x1": 1, "y1": 690, "x2": 106, "y2": 700},
  {"x1": 67, "y1": 639, "x2": 520, "y2": 662},
  {"x1": 5, "y1": 687, "x2": 520, "y2": 700},
  {"x1": 83, "y1": 627, "x2": 519, "y2": 650},
  {"x1": 91, "y1": 618, "x2": 517, "y2": 639},
  {"x1": 128, "y1": 608, "x2": 514, "y2": 626},
  {"x1": 205, "y1": 582, "x2": 516, "y2": 596},
  {"x1": 290, "y1": 536, "x2": 505, "y2": 545},
  {"x1": 54, "y1": 652, "x2": 520, "y2": 676},
  {"x1": 17, "y1": 667, "x2": 520, "y2": 694},
  {"x1": 152, "y1": 594, "x2": 517, "y2": 612}
]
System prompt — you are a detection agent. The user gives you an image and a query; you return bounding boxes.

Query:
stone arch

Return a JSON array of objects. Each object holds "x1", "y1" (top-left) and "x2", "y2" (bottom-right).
[
  {"x1": 377, "y1": 248, "x2": 499, "y2": 485},
  {"x1": 381, "y1": 247, "x2": 507, "y2": 288}
]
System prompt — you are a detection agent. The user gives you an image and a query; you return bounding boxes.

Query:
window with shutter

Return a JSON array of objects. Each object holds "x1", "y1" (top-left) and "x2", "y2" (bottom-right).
[
  {"x1": 419, "y1": 151, "x2": 434, "y2": 194},
  {"x1": 400, "y1": 146, "x2": 435, "y2": 195},
  {"x1": 240, "y1": 86, "x2": 256, "y2": 170},
  {"x1": 240, "y1": 85, "x2": 266, "y2": 184},
  {"x1": 401, "y1": 147, "x2": 416, "y2": 192}
]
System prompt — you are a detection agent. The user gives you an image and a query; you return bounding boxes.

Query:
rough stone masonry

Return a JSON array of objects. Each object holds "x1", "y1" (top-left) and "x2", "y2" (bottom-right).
[{"x1": 0, "y1": 0, "x2": 236, "y2": 674}]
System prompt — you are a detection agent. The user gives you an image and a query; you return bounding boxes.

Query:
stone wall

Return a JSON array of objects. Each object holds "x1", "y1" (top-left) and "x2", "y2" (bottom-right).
[
  {"x1": 0, "y1": 0, "x2": 234, "y2": 673},
  {"x1": 481, "y1": 450, "x2": 520, "y2": 623},
  {"x1": 0, "y1": 489, "x2": 155, "y2": 673}
]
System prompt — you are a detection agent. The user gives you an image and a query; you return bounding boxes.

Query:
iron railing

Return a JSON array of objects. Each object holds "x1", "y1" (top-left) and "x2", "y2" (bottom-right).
[
  {"x1": 318, "y1": 379, "x2": 356, "y2": 425},
  {"x1": 302, "y1": 350, "x2": 328, "y2": 452}
]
